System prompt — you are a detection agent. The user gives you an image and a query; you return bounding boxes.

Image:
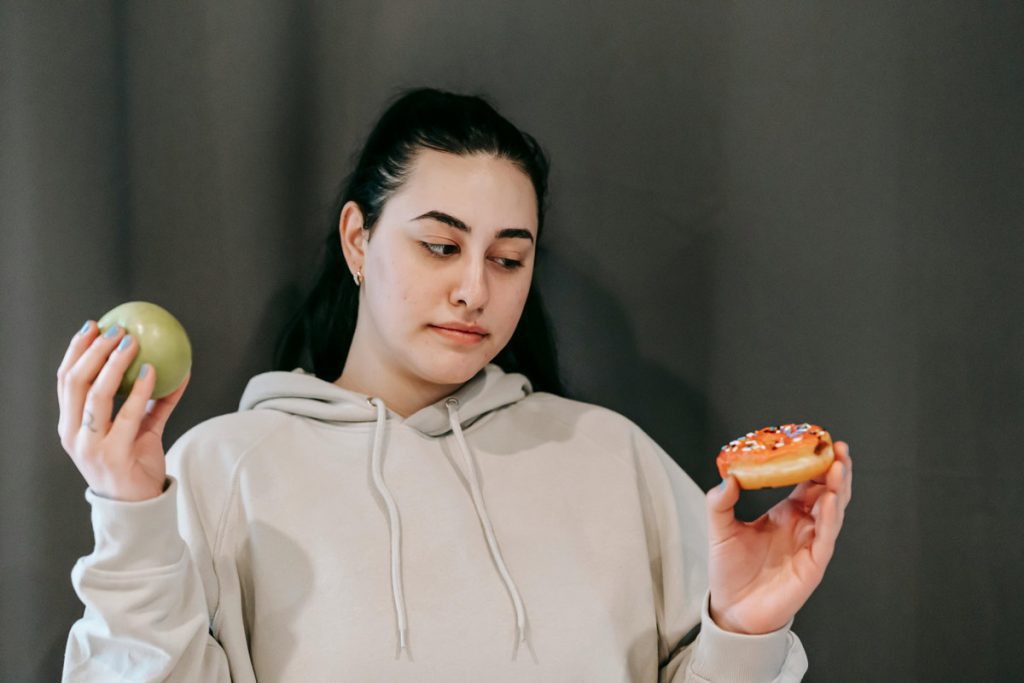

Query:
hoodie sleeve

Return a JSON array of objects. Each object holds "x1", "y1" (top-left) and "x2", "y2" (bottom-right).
[
  {"x1": 631, "y1": 427, "x2": 809, "y2": 682},
  {"x1": 62, "y1": 427, "x2": 257, "y2": 682}
]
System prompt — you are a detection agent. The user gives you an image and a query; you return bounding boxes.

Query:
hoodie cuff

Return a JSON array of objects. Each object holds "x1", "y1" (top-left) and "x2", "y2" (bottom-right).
[
  {"x1": 689, "y1": 591, "x2": 797, "y2": 682},
  {"x1": 83, "y1": 475, "x2": 184, "y2": 572}
]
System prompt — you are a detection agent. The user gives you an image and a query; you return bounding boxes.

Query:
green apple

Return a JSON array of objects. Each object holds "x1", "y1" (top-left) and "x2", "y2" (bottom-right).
[{"x1": 97, "y1": 301, "x2": 192, "y2": 399}]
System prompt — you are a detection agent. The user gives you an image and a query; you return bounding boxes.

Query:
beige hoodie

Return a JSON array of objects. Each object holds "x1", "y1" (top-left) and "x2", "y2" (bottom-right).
[{"x1": 63, "y1": 363, "x2": 807, "y2": 681}]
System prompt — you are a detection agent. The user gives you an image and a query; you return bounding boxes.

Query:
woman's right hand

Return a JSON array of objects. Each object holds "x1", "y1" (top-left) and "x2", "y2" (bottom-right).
[{"x1": 57, "y1": 320, "x2": 190, "y2": 502}]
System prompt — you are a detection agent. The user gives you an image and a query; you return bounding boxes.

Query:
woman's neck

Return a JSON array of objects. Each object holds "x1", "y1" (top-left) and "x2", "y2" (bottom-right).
[{"x1": 334, "y1": 350, "x2": 459, "y2": 419}]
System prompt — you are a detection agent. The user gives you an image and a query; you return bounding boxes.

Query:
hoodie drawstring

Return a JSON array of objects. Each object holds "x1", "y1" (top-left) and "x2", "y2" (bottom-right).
[
  {"x1": 368, "y1": 397, "x2": 410, "y2": 660},
  {"x1": 367, "y1": 395, "x2": 530, "y2": 662},
  {"x1": 446, "y1": 397, "x2": 530, "y2": 660}
]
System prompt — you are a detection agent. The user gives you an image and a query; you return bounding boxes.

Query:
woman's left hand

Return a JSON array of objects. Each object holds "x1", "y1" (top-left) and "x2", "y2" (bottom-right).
[{"x1": 705, "y1": 440, "x2": 853, "y2": 634}]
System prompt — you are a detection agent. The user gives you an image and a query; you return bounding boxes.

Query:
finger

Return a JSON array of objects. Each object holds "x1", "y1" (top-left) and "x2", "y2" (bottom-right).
[
  {"x1": 810, "y1": 490, "x2": 841, "y2": 569},
  {"x1": 82, "y1": 333, "x2": 140, "y2": 440},
  {"x1": 825, "y1": 452, "x2": 845, "y2": 493},
  {"x1": 793, "y1": 514, "x2": 816, "y2": 549},
  {"x1": 832, "y1": 441, "x2": 850, "y2": 475},
  {"x1": 706, "y1": 476, "x2": 741, "y2": 541},
  {"x1": 62, "y1": 325, "x2": 126, "y2": 440},
  {"x1": 108, "y1": 362, "x2": 157, "y2": 445},
  {"x1": 832, "y1": 441, "x2": 853, "y2": 508},
  {"x1": 135, "y1": 369, "x2": 190, "y2": 439},
  {"x1": 57, "y1": 321, "x2": 98, "y2": 414}
]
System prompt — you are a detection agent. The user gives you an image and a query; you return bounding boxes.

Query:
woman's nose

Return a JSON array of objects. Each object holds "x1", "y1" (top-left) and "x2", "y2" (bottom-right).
[{"x1": 450, "y1": 260, "x2": 489, "y2": 311}]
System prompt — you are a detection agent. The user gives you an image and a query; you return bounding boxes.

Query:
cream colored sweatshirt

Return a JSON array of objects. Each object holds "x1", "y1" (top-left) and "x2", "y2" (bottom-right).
[{"x1": 62, "y1": 363, "x2": 807, "y2": 681}]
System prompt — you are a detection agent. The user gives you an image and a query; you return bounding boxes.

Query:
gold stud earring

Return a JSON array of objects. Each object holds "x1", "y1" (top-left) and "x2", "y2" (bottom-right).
[{"x1": 353, "y1": 270, "x2": 363, "y2": 286}]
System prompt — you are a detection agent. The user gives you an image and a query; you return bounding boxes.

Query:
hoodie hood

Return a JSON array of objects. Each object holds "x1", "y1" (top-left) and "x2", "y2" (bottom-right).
[
  {"x1": 237, "y1": 362, "x2": 535, "y2": 660},
  {"x1": 238, "y1": 362, "x2": 532, "y2": 436}
]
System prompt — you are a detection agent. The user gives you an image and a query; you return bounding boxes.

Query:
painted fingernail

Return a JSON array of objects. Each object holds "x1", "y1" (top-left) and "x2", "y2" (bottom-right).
[
  {"x1": 117, "y1": 335, "x2": 131, "y2": 351},
  {"x1": 78, "y1": 321, "x2": 91, "y2": 335},
  {"x1": 719, "y1": 479, "x2": 727, "y2": 492},
  {"x1": 103, "y1": 325, "x2": 120, "y2": 339},
  {"x1": 139, "y1": 363, "x2": 150, "y2": 379}
]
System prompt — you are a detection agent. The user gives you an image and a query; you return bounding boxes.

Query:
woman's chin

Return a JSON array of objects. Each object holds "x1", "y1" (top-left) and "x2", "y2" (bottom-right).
[{"x1": 414, "y1": 352, "x2": 490, "y2": 387}]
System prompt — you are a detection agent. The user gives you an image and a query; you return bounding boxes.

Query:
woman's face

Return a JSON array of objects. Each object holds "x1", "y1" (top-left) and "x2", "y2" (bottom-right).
[{"x1": 345, "y1": 149, "x2": 538, "y2": 388}]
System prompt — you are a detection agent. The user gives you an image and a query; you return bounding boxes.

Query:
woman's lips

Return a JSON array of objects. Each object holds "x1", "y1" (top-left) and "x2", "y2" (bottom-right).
[{"x1": 429, "y1": 325, "x2": 488, "y2": 345}]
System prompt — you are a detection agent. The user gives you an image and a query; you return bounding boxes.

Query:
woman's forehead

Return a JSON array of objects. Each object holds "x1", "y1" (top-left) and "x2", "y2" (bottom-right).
[{"x1": 390, "y1": 150, "x2": 538, "y2": 232}]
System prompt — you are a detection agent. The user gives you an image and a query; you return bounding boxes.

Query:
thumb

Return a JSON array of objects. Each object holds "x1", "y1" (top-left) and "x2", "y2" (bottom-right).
[{"x1": 707, "y1": 476, "x2": 741, "y2": 539}]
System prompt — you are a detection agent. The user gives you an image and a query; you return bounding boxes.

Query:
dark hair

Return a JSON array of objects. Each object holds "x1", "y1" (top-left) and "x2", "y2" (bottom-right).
[{"x1": 274, "y1": 87, "x2": 565, "y2": 396}]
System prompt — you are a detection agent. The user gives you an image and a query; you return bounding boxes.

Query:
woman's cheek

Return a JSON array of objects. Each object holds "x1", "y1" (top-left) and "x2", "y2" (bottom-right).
[{"x1": 514, "y1": 278, "x2": 532, "y2": 312}]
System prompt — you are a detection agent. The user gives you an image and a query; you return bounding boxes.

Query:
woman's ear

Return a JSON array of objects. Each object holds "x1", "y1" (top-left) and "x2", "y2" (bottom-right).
[{"x1": 338, "y1": 201, "x2": 369, "y2": 276}]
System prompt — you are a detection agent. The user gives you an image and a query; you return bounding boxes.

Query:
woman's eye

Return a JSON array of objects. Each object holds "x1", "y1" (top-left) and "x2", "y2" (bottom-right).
[
  {"x1": 419, "y1": 242, "x2": 523, "y2": 270},
  {"x1": 420, "y1": 242, "x2": 458, "y2": 257},
  {"x1": 493, "y1": 257, "x2": 523, "y2": 270}
]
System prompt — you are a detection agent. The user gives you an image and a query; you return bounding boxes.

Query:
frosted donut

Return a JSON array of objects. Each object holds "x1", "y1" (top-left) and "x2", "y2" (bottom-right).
[{"x1": 717, "y1": 423, "x2": 834, "y2": 489}]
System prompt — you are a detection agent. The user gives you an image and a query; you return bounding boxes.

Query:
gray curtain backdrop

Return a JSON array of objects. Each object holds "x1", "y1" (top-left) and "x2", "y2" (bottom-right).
[{"x1": 3, "y1": 2, "x2": 1021, "y2": 681}]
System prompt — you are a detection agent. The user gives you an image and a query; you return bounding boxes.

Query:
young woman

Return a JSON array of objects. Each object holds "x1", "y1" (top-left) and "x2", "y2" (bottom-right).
[{"x1": 58, "y1": 88, "x2": 852, "y2": 681}]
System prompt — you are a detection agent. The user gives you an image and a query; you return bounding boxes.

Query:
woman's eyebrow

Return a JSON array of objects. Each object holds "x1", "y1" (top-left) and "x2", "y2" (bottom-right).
[{"x1": 411, "y1": 210, "x2": 534, "y2": 244}]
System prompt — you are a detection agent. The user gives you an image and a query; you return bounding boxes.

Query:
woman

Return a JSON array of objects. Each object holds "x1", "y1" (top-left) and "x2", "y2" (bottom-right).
[{"x1": 58, "y1": 88, "x2": 852, "y2": 681}]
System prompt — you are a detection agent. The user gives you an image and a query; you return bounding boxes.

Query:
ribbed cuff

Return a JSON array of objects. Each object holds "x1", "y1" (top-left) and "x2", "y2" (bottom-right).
[
  {"x1": 690, "y1": 591, "x2": 795, "y2": 682},
  {"x1": 83, "y1": 475, "x2": 184, "y2": 572}
]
